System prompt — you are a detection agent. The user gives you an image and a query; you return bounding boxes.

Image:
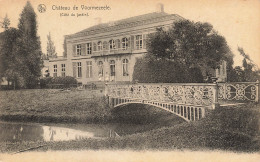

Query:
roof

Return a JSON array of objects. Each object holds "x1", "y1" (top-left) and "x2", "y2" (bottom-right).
[{"x1": 66, "y1": 12, "x2": 183, "y2": 39}]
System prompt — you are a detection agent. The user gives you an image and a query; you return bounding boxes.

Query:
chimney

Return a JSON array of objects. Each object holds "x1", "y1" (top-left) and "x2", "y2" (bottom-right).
[
  {"x1": 95, "y1": 17, "x2": 102, "y2": 25},
  {"x1": 156, "y1": 3, "x2": 164, "y2": 13}
]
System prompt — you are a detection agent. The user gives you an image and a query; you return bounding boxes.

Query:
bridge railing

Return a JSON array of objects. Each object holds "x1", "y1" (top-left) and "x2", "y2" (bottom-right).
[
  {"x1": 218, "y1": 81, "x2": 259, "y2": 102},
  {"x1": 105, "y1": 83, "x2": 219, "y2": 109}
]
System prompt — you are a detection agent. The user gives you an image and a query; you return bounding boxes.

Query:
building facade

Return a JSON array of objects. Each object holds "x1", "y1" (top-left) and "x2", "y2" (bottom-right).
[{"x1": 46, "y1": 5, "x2": 227, "y2": 85}]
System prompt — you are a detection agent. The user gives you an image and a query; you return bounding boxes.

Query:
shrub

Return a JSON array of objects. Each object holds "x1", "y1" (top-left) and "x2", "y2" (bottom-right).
[
  {"x1": 197, "y1": 104, "x2": 260, "y2": 151},
  {"x1": 133, "y1": 57, "x2": 204, "y2": 83},
  {"x1": 39, "y1": 77, "x2": 52, "y2": 88},
  {"x1": 40, "y1": 76, "x2": 77, "y2": 89},
  {"x1": 51, "y1": 76, "x2": 77, "y2": 85}
]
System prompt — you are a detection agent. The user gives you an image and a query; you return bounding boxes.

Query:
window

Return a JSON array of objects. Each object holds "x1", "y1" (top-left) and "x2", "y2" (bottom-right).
[
  {"x1": 109, "y1": 39, "x2": 115, "y2": 50},
  {"x1": 122, "y1": 37, "x2": 128, "y2": 50},
  {"x1": 86, "y1": 61, "x2": 92, "y2": 78},
  {"x1": 110, "y1": 60, "x2": 115, "y2": 76},
  {"x1": 87, "y1": 43, "x2": 92, "y2": 54},
  {"x1": 76, "y1": 44, "x2": 81, "y2": 55},
  {"x1": 53, "y1": 64, "x2": 57, "y2": 77},
  {"x1": 135, "y1": 35, "x2": 143, "y2": 49},
  {"x1": 97, "y1": 41, "x2": 102, "y2": 51},
  {"x1": 98, "y1": 61, "x2": 103, "y2": 77},
  {"x1": 122, "y1": 59, "x2": 129, "y2": 76},
  {"x1": 61, "y1": 64, "x2": 66, "y2": 77},
  {"x1": 77, "y1": 62, "x2": 82, "y2": 78}
]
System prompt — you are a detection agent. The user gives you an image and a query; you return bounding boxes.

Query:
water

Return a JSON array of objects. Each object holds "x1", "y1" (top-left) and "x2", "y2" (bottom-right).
[{"x1": 0, "y1": 122, "x2": 133, "y2": 142}]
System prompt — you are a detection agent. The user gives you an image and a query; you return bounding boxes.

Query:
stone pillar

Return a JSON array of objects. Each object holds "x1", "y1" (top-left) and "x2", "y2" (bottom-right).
[{"x1": 212, "y1": 83, "x2": 219, "y2": 109}]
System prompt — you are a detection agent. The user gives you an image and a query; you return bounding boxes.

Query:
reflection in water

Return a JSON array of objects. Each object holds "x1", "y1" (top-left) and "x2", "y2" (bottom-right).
[
  {"x1": 0, "y1": 123, "x2": 44, "y2": 142},
  {"x1": 0, "y1": 122, "x2": 152, "y2": 143},
  {"x1": 109, "y1": 130, "x2": 120, "y2": 138},
  {"x1": 42, "y1": 126, "x2": 96, "y2": 141},
  {"x1": 0, "y1": 122, "x2": 112, "y2": 142}
]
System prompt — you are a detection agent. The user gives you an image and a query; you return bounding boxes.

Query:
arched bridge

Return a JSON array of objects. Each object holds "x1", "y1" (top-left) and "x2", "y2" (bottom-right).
[
  {"x1": 104, "y1": 82, "x2": 259, "y2": 122},
  {"x1": 105, "y1": 83, "x2": 218, "y2": 121}
]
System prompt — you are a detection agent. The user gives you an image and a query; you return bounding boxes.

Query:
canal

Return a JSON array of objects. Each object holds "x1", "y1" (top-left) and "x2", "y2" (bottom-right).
[
  {"x1": 0, "y1": 104, "x2": 186, "y2": 143},
  {"x1": 0, "y1": 121, "x2": 159, "y2": 142}
]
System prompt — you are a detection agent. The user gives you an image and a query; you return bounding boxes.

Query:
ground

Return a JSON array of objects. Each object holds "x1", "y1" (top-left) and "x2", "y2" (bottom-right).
[
  {"x1": 0, "y1": 89, "x2": 259, "y2": 153},
  {"x1": 0, "y1": 89, "x2": 109, "y2": 123}
]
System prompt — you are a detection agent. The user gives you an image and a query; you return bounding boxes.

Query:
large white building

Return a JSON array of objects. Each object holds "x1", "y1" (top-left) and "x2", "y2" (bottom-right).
[{"x1": 45, "y1": 4, "x2": 227, "y2": 87}]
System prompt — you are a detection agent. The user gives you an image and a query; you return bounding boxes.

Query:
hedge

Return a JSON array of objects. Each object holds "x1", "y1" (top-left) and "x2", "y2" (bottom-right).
[{"x1": 40, "y1": 76, "x2": 77, "y2": 89}]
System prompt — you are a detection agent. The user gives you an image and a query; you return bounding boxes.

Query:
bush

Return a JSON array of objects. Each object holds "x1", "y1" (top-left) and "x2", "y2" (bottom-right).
[
  {"x1": 40, "y1": 76, "x2": 77, "y2": 89},
  {"x1": 51, "y1": 76, "x2": 77, "y2": 85},
  {"x1": 39, "y1": 77, "x2": 52, "y2": 88},
  {"x1": 133, "y1": 57, "x2": 204, "y2": 83},
  {"x1": 195, "y1": 104, "x2": 260, "y2": 151}
]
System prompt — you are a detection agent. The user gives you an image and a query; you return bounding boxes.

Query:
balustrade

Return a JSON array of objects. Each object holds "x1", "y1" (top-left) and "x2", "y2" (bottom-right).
[
  {"x1": 106, "y1": 83, "x2": 218, "y2": 109},
  {"x1": 218, "y1": 81, "x2": 259, "y2": 102},
  {"x1": 104, "y1": 81, "x2": 259, "y2": 121},
  {"x1": 92, "y1": 48, "x2": 132, "y2": 57}
]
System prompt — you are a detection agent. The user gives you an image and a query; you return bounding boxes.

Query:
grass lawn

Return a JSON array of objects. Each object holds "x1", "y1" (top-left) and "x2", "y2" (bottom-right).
[
  {"x1": 0, "y1": 89, "x2": 259, "y2": 152},
  {"x1": 0, "y1": 89, "x2": 110, "y2": 123}
]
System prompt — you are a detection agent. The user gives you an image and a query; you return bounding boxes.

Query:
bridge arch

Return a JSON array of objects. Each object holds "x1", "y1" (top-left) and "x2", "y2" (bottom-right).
[{"x1": 109, "y1": 97, "x2": 205, "y2": 122}]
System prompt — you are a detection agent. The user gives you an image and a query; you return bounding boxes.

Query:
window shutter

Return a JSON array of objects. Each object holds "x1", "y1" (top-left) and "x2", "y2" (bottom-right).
[
  {"x1": 143, "y1": 34, "x2": 147, "y2": 49},
  {"x1": 103, "y1": 41, "x2": 106, "y2": 50},
  {"x1": 105, "y1": 42, "x2": 108, "y2": 50},
  {"x1": 117, "y1": 39, "x2": 120, "y2": 49},
  {"x1": 73, "y1": 45, "x2": 76, "y2": 56},
  {"x1": 115, "y1": 39, "x2": 118, "y2": 49},
  {"x1": 128, "y1": 37, "x2": 131, "y2": 49},
  {"x1": 93, "y1": 43, "x2": 97, "y2": 51},
  {"x1": 81, "y1": 44, "x2": 86, "y2": 55},
  {"x1": 90, "y1": 61, "x2": 93, "y2": 77},
  {"x1": 89, "y1": 42, "x2": 92, "y2": 54},
  {"x1": 130, "y1": 35, "x2": 134, "y2": 49},
  {"x1": 106, "y1": 42, "x2": 109, "y2": 50},
  {"x1": 86, "y1": 61, "x2": 89, "y2": 78},
  {"x1": 73, "y1": 62, "x2": 77, "y2": 78}
]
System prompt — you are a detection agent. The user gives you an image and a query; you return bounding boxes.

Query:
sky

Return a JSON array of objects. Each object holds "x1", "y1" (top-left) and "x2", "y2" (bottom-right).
[{"x1": 0, "y1": 0, "x2": 259, "y2": 68}]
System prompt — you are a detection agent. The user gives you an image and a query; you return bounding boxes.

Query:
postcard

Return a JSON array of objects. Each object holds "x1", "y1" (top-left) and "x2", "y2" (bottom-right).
[{"x1": 0, "y1": 0, "x2": 259, "y2": 161}]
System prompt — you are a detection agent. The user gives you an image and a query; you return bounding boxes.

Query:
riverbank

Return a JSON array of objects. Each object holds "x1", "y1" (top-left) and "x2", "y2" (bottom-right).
[
  {"x1": 0, "y1": 89, "x2": 184, "y2": 126},
  {"x1": 0, "y1": 89, "x2": 111, "y2": 123},
  {"x1": 1, "y1": 104, "x2": 259, "y2": 153},
  {"x1": 0, "y1": 90, "x2": 259, "y2": 153}
]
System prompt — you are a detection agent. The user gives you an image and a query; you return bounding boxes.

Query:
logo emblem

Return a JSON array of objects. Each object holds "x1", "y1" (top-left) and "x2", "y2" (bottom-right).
[{"x1": 38, "y1": 4, "x2": 46, "y2": 13}]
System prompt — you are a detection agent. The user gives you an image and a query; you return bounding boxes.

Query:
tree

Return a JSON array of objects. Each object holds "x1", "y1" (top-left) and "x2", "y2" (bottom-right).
[
  {"x1": 148, "y1": 20, "x2": 233, "y2": 71},
  {"x1": 46, "y1": 32, "x2": 57, "y2": 58},
  {"x1": 0, "y1": 2, "x2": 43, "y2": 89},
  {"x1": 41, "y1": 52, "x2": 48, "y2": 60},
  {"x1": 0, "y1": 15, "x2": 11, "y2": 81},
  {"x1": 0, "y1": 28, "x2": 25, "y2": 89},
  {"x1": 238, "y1": 47, "x2": 258, "y2": 71},
  {"x1": 17, "y1": 1, "x2": 43, "y2": 88},
  {"x1": 133, "y1": 20, "x2": 234, "y2": 83},
  {"x1": 18, "y1": 1, "x2": 38, "y2": 39},
  {"x1": 63, "y1": 38, "x2": 67, "y2": 58},
  {"x1": 231, "y1": 47, "x2": 260, "y2": 82},
  {"x1": 1, "y1": 14, "x2": 10, "y2": 30}
]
